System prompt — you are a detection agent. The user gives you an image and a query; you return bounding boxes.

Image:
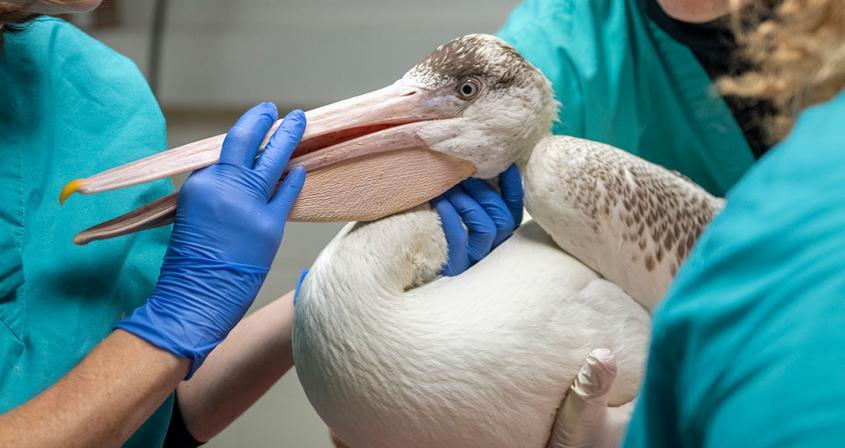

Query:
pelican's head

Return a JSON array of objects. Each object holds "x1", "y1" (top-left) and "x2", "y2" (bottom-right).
[
  {"x1": 60, "y1": 34, "x2": 555, "y2": 239},
  {"x1": 401, "y1": 34, "x2": 556, "y2": 178}
]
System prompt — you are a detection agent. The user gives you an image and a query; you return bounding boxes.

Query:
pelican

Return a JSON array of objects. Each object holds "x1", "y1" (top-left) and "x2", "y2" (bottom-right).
[{"x1": 60, "y1": 34, "x2": 722, "y2": 447}]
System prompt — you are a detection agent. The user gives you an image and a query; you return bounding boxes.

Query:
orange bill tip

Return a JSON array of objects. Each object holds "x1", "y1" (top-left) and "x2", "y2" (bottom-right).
[{"x1": 59, "y1": 179, "x2": 83, "y2": 205}]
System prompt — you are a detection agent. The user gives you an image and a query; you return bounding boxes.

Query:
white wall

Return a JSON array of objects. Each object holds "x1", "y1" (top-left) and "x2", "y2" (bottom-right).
[
  {"x1": 88, "y1": 1, "x2": 521, "y2": 446},
  {"x1": 96, "y1": 0, "x2": 521, "y2": 108}
]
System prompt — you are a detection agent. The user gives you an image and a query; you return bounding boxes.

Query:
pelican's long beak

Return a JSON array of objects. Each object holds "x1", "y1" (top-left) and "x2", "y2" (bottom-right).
[{"x1": 62, "y1": 79, "x2": 476, "y2": 244}]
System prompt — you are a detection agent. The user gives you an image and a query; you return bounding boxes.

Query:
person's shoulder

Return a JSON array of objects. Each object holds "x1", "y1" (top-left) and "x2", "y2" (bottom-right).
[
  {"x1": 693, "y1": 91, "x2": 845, "y2": 270},
  {"x1": 727, "y1": 90, "x2": 845, "y2": 217},
  {"x1": 650, "y1": 94, "x2": 845, "y2": 442},
  {"x1": 497, "y1": 0, "x2": 644, "y2": 136},
  {"x1": 14, "y1": 17, "x2": 166, "y2": 156},
  {"x1": 15, "y1": 17, "x2": 124, "y2": 63},
  {"x1": 655, "y1": 90, "x2": 845, "y2": 327},
  {"x1": 777, "y1": 89, "x2": 845, "y2": 169},
  {"x1": 497, "y1": 0, "x2": 641, "y2": 45},
  {"x1": 496, "y1": 0, "x2": 570, "y2": 66},
  {"x1": 22, "y1": 17, "x2": 151, "y2": 95},
  {"x1": 497, "y1": 0, "x2": 569, "y2": 33}
]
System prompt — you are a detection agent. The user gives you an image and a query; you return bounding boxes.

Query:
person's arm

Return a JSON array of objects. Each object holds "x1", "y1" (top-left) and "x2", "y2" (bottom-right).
[
  {"x1": 0, "y1": 331, "x2": 188, "y2": 448},
  {"x1": 176, "y1": 292, "x2": 295, "y2": 442},
  {"x1": 0, "y1": 104, "x2": 307, "y2": 447}
]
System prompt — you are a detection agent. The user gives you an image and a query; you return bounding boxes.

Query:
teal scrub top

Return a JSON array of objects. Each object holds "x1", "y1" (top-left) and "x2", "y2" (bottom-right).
[
  {"x1": 0, "y1": 18, "x2": 174, "y2": 446},
  {"x1": 624, "y1": 89, "x2": 845, "y2": 447},
  {"x1": 498, "y1": 0, "x2": 755, "y2": 196}
]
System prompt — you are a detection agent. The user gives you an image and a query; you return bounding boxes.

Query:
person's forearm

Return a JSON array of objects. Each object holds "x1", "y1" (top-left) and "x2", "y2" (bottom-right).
[
  {"x1": 176, "y1": 291, "x2": 295, "y2": 442},
  {"x1": 0, "y1": 330, "x2": 189, "y2": 448}
]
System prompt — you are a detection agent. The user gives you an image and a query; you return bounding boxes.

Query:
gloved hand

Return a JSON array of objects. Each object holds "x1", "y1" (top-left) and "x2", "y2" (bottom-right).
[
  {"x1": 117, "y1": 103, "x2": 307, "y2": 377},
  {"x1": 432, "y1": 164, "x2": 523, "y2": 276},
  {"x1": 546, "y1": 348, "x2": 634, "y2": 448}
]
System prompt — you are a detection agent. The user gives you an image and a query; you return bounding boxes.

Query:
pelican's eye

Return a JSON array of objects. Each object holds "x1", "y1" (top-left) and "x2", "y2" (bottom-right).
[{"x1": 457, "y1": 77, "x2": 482, "y2": 100}]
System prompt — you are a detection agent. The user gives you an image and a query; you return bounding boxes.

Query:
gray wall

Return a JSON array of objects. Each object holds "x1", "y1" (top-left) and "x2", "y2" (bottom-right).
[
  {"x1": 87, "y1": 1, "x2": 521, "y2": 445},
  {"x1": 94, "y1": 0, "x2": 521, "y2": 107}
]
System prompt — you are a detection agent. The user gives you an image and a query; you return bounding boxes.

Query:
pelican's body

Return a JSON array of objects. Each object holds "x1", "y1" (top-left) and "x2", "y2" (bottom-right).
[
  {"x1": 284, "y1": 34, "x2": 721, "y2": 448},
  {"x1": 294, "y1": 135, "x2": 720, "y2": 447},
  {"x1": 295, "y1": 209, "x2": 649, "y2": 448}
]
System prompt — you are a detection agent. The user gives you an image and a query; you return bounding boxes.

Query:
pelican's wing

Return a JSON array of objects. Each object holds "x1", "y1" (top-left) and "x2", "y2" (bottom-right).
[{"x1": 525, "y1": 135, "x2": 723, "y2": 310}]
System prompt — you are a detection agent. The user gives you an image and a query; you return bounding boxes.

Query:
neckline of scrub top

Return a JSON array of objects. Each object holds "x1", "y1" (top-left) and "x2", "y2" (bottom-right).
[{"x1": 643, "y1": 0, "x2": 773, "y2": 159}]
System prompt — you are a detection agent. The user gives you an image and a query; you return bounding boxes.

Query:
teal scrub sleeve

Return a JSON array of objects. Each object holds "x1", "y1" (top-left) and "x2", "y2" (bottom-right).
[
  {"x1": 0, "y1": 17, "x2": 175, "y2": 447},
  {"x1": 624, "y1": 90, "x2": 845, "y2": 447},
  {"x1": 497, "y1": 0, "x2": 755, "y2": 196}
]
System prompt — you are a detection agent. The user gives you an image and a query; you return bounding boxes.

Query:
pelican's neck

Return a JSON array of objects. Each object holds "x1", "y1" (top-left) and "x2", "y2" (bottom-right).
[
  {"x1": 298, "y1": 206, "x2": 447, "y2": 315},
  {"x1": 525, "y1": 136, "x2": 724, "y2": 310}
]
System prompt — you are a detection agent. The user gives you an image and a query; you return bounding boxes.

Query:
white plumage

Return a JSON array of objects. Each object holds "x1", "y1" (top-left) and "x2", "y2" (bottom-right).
[
  {"x1": 296, "y1": 209, "x2": 650, "y2": 448},
  {"x1": 293, "y1": 34, "x2": 722, "y2": 448}
]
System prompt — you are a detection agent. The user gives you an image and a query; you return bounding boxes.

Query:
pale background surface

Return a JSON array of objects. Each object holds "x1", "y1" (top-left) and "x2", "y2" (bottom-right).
[{"x1": 78, "y1": 1, "x2": 521, "y2": 445}]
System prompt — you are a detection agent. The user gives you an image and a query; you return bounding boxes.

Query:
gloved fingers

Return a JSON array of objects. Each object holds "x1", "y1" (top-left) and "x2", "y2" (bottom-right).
[
  {"x1": 570, "y1": 348, "x2": 617, "y2": 403},
  {"x1": 219, "y1": 102, "x2": 279, "y2": 168},
  {"x1": 498, "y1": 164, "x2": 524, "y2": 225},
  {"x1": 432, "y1": 196, "x2": 469, "y2": 276},
  {"x1": 254, "y1": 109, "x2": 307, "y2": 198},
  {"x1": 270, "y1": 167, "x2": 307, "y2": 217},
  {"x1": 461, "y1": 178, "x2": 516, "y2": 247},
  {"x1": 546, "y1": 348, "x2": 619, "y2": 448},
  {"x1": 444, "y1": 186, "x2": 496, "y2": 264}
]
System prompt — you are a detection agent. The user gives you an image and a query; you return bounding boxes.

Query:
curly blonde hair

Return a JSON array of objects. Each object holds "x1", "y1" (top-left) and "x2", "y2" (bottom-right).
[{"x1": 719, "y1": 0, "x2": 845, "y2": 142}]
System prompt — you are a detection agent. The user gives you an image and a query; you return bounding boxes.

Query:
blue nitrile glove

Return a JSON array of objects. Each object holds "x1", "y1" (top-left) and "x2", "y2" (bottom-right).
[
  {"x1": 117, "y1": 103, "x2": 307, "y2": 377},
  {"x1": 432, "y1": 164, "x2": 523, "y2": 276}
]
